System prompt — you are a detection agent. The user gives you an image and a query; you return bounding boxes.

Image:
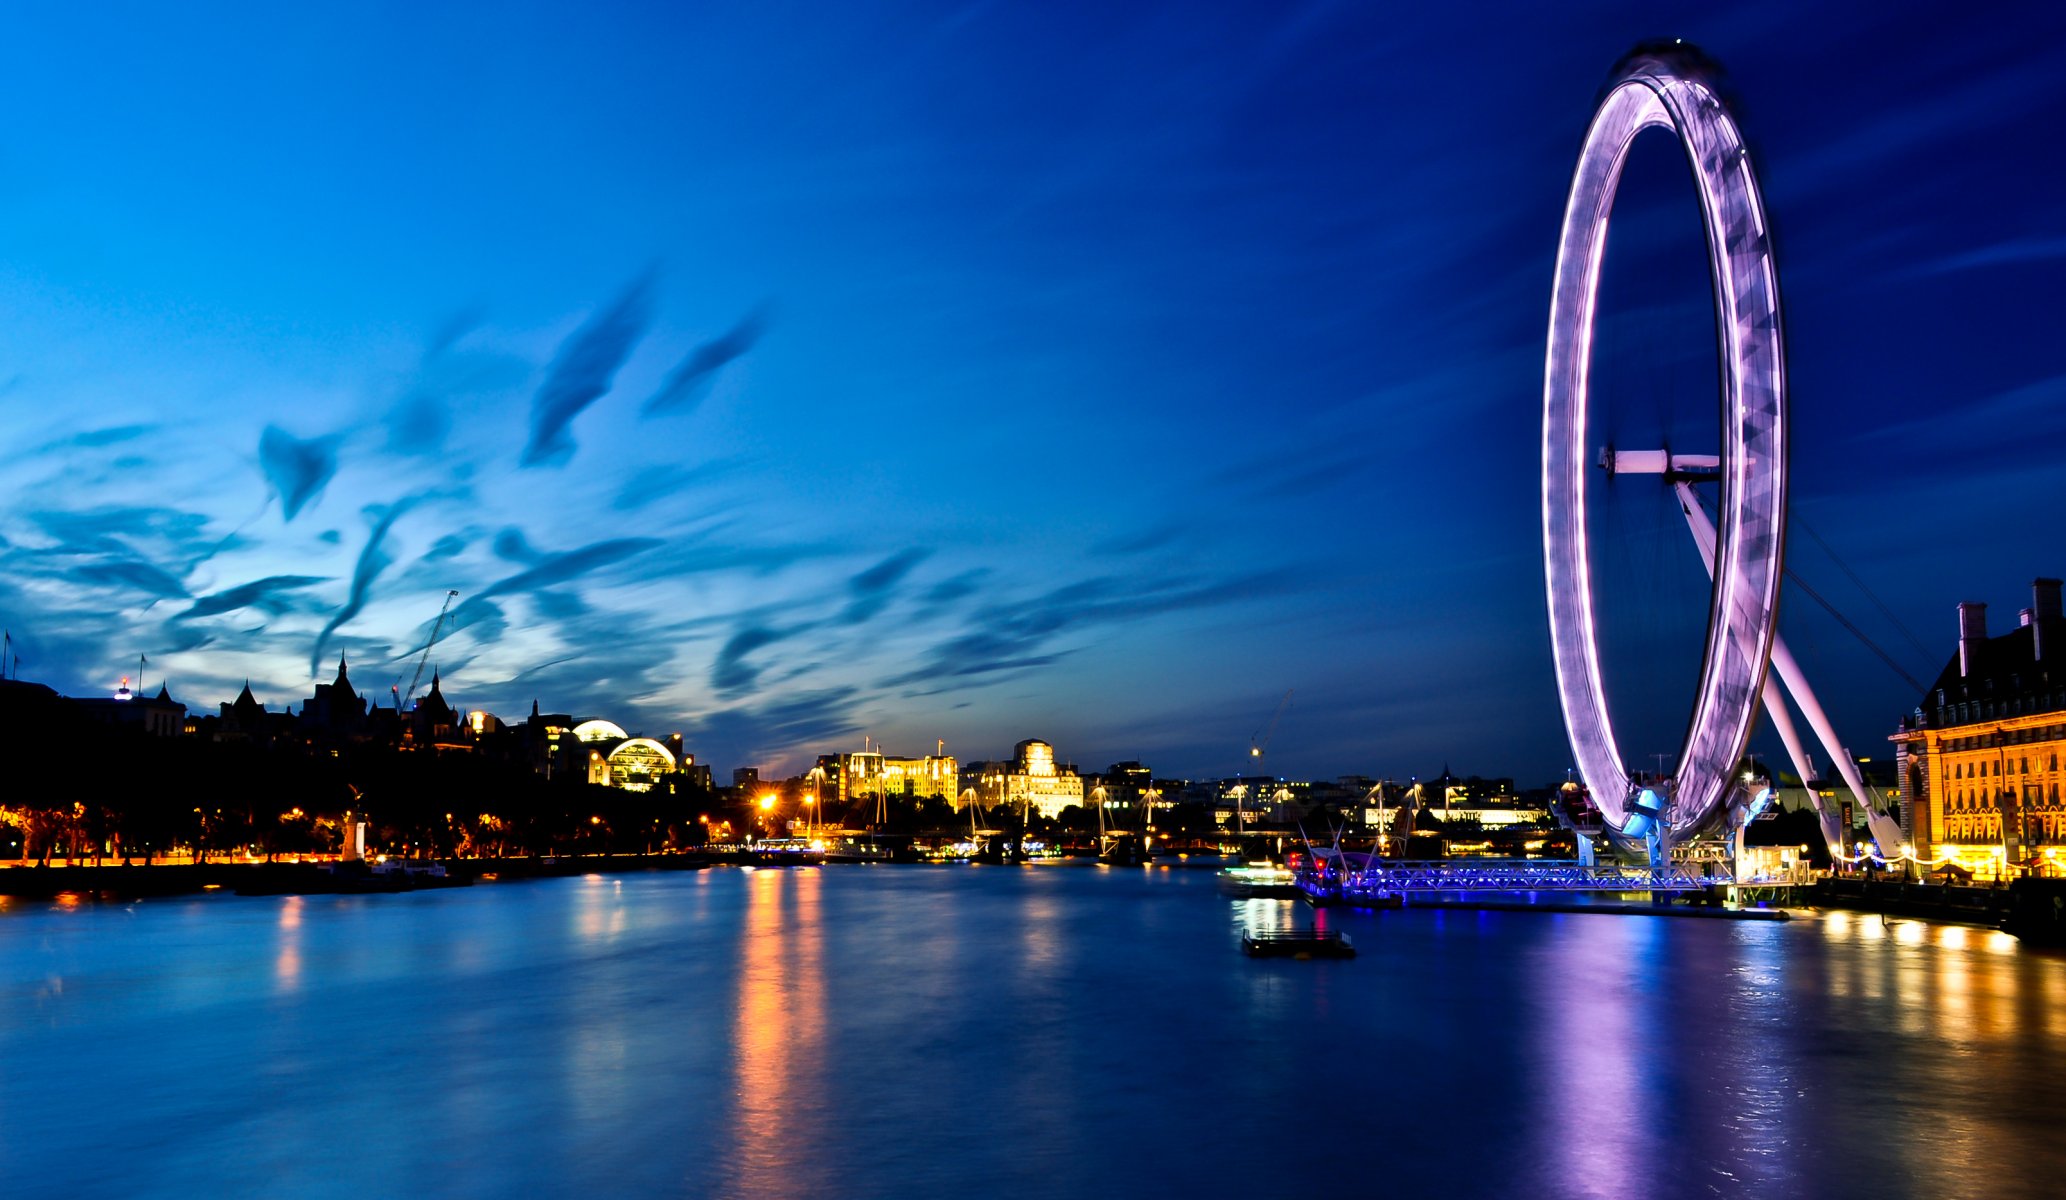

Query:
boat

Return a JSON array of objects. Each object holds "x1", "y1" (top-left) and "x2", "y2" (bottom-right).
[
  {"x1": 740, "y1": 838, "x2": 825, "y2": 867},
  {"x1": 1240, "y1": 929, "x2": 1355, "y2": 959},
  {"x1": 1217, "y1": 863, "x2": 1300, "y2": 898}
]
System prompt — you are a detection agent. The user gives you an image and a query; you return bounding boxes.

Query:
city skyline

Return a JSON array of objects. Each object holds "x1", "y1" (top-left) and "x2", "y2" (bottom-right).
[{"x1": 1, "y1": 3, "x2": 2062, "y2": 782}]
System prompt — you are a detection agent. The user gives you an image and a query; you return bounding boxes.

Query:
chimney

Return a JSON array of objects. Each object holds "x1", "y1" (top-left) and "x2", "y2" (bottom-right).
[
  {"x1": 1959, "y1": 601, "x2": 1988, "y2": 677},
  {"x1": 2022, "y1": 608, "x2": 2035, "y2": 627},
  {"x1": 2036, "y1": 578, "x2": 2063, "y2": 662},
  {"x1": 2036, "y1": 578, "x2": 2064, "y2": 620}
]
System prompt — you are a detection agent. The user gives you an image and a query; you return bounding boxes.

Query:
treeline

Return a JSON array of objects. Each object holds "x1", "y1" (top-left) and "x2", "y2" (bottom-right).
[{"x1": 0, "y1": 684, "x2": 716, "y2": 862}]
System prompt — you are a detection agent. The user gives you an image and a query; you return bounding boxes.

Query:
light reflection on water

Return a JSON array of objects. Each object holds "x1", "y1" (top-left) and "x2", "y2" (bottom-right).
[{"x1": 0, "y1": 869, "x2": 2063, "y2": 1199}]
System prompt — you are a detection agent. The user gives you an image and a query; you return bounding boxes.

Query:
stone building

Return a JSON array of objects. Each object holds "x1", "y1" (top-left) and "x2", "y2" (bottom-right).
[{"x1": 1892, "y1": 578, "x2": 2066, "y2": 879}]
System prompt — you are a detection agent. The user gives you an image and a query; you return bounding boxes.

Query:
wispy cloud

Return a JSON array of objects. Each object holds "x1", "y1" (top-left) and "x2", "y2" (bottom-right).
[
  {"x1": 642, "y1": 305, "x2": 769, "y2": 417},
  {"x1": 259, "y1": 425, "x2": 342, "y2": 522},
  {"x1": 1902, "y1": 234, "x2": 2066, "y2": 279},
  {"x1": 521, "y1": 274, "x2": 656, "y2": 467},
  {"x1": 310, "y1": 497, "x2": 418, "y2": 675},
  {"x1": 178, "y1": 574, "x2": 328, "y2": 621},
  {"x1": 841, "y1": 547, "x2": 930, "y2": 624}
]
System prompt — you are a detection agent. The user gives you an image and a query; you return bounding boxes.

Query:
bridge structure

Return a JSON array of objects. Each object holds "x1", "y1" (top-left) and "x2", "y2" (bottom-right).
[{"x1": 1299, "y1": 859, "x2": 1711, "y2": 907}]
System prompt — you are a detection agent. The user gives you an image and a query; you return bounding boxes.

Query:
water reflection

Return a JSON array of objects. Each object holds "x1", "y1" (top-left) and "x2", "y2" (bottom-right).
[
  {"x1": 4, "y1": 872, "x2": 2066, "y2": 1198},
  {"x1": 1534, "y1": 916, "x2": 1660, "y2": 1195},
  {"x1": 724, "y1": 868, "x2": 828, "y2": 1198},
  {"x1": 273, "y1": 895, "x2": 303, "y2": 993}
]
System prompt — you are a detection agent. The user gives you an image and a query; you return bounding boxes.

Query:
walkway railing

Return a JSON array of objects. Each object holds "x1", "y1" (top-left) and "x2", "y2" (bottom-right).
[{"x1": 1309, "y1": 858, "x2": 1710, "y2": 898}]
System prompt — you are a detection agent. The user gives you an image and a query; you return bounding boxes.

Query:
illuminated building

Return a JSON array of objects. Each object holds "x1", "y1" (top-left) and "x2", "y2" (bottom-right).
[
  {"x1": 519, "y1": 702, "x2": 576, "y2": 777},
  {"x1": 567, "y1": 718, "x2": 692, "y2": 792},
  {"x1": 973, "y1": 739, "x2": 1084, "y2": 820},
  {"x1": 1892, "y1": 579, "x2": 2066, "y2": 879},
  {"x1": 816, "y1": 748, "x2": 957, "y2": 804}
]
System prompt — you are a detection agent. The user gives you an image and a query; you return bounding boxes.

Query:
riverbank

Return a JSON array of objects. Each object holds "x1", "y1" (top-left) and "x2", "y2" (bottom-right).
[{"x1": 0, "y1": 853, "x2": 717, "y2": 900}]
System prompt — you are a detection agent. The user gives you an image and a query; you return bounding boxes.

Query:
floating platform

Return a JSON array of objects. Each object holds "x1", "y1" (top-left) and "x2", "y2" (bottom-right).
[
  {"x1": 1241, "y1": 930, "x2": 1356, "y2": 958},
  {"x1": 1407, "y1": 898, "x2": 1789, "y2": 920}
]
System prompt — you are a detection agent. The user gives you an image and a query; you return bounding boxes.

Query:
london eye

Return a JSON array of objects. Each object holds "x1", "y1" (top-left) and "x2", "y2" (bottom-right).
[{"x1": 1542, "y1": 44, "x2": 1787, "y2": 851}]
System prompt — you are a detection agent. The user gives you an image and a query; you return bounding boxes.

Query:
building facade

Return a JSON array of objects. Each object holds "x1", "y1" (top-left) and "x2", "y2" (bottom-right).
[
  {"x1": 973, "y1": 739, "x2": 1084, "y2": 820},
  {"x1": 816, "y1": 749, "x2": 957, "y2": 804},
  {"x1": 1892, "y1": 579, "x2": 2066, "y2": 879}
]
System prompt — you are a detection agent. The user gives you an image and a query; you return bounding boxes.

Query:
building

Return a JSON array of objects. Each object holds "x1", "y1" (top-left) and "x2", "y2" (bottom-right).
[
  {"x1": 568, "y1": 718, "x2": 691, "y2": 792},
  {"x1": 73, "y1": 680, "x2": 186, "y2": 737},
  {"x1": 1892, "y1": 579, "x2": 2066, "y2": 879},
  {"x1": 301, "y1": 656, "x2": 368, "y2": 736},
  {"x1": 817, "y1": 748, "x2": 958, "y2": 804},
  {"x1": 972, "y1": 739, "x2": 1084, "y2": 820}
]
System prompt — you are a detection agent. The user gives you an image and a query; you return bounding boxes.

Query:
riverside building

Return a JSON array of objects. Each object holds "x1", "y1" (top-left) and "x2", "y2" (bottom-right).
[
  {"x1": 1892, "y1": 578, "x2": 2066, "y2": 879},
  {"x1": 817, "y1": 747, "x2": 958, "y2": 804},
  {"x1": 972, "y1": 739, "x2": 1084, "y2": 820}
]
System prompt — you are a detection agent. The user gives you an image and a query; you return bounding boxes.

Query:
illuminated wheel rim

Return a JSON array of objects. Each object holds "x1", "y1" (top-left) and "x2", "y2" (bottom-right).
[{"x1": 1542, "y1": 47, "x2": 1787, "y2": 839}]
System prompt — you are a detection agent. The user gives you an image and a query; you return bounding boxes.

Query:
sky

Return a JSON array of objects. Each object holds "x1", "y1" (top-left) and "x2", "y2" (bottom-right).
[{"x1": 0, "y1": 2, "x2": 2062, "y2": 785}]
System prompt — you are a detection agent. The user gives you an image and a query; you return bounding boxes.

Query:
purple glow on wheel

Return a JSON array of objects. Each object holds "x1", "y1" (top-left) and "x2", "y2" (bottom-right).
[{"x1": 1542, "y1": 48, "x2": 1787, "y2": 839}]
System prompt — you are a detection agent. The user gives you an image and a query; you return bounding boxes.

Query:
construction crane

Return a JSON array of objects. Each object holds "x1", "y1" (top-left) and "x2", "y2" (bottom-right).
[
  {"x1": 400, "y1": 590, "x2": 460, "y2": 712},
  {"x1": 1249, "y1": 688, "x2": 1294, "y2": 776},
  {"x1": 1235, "y1": 688, "x2": 1293, "y2": 836}
]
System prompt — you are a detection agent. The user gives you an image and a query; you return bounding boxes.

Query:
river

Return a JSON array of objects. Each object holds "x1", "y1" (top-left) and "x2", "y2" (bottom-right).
[{"x1": 1, "y1": 864, "x2": 2061, "y2": 1199}]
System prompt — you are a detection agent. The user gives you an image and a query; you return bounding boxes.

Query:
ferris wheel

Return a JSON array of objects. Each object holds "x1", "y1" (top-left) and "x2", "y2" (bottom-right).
[
  {"x1": 1542, "y1": 44, "x2": 1787, "y2": 848},
  {"x1": 1542, "y1": 44, "x2": 1909, "y2": 861}
]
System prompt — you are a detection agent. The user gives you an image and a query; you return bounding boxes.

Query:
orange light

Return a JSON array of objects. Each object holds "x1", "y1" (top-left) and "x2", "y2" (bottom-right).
[{"x1": 759, "y1": 794, "x2": 777, "y2": 811}]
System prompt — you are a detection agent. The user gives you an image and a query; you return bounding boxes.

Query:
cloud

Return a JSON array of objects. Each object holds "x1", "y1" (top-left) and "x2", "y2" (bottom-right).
[
  {"x1": 609, "y1": 457, "x2": 756, "y2": 512},
  {"x1": 310, "y1": 498, "x2": 417, "y2": 675},
  {"x1": 521, "y1": 273, "x2": 656, "y2": 467},
  {"x1": 885, "y1": 571, "x2": 1281, "y2": 689},
  {"x1": 71, "y1": 558, "x2": 189, "y2": 600},
  {"x1": 920, "y1": 569, "x2": 989, "y2": 609},
  {"x1": 384, "y1": 390, "x2": 451, "y2": 456},
  {"x1": 1904, "y1": 234, "x2": 2066, "y2": 279},
  {"x1": 491, "y1": 527, "x2": 541, "y2": 565},
  {"x1": 177, "y1": 575, "x2": 329, "y2": 621},
  {"x1": 712, "y1": 623, "x2": 806, "y2": 697},
  {"x1": 841, "y1": 547, "x2": 931, "y2": 624},
  {"x1": 431, "y1": 534, "x2": 665, "y2": 651},
  {"x1": 38, "y1": 423, "x2": 156, "y2": 453},
  {"x1": 1090, "y1": 523, "x2": 1188, "y2": 556},
  {"x1": 685, "y1": 688, "x2": 863, "y2": 769},
  {"x1": 29, "y1": 506, "x2": 214, "y2": 560},
  {"x1": 259, "y1": 425, "x2": 342, "y2": 521},
  {"x1": 479, "y1": 537, "x2": 664, "y2": 597},
  {"x1": 641, "y1": 305, "x2": 769, "y2": 417},
  {"x1": 383, "y1": 308, "x2": 534, "y2": 457}
]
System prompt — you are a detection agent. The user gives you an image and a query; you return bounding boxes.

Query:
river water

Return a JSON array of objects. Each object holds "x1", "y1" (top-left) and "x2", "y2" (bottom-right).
[{"x1": 1, "y1": 864, "x2": 2061, "y2": 1199}]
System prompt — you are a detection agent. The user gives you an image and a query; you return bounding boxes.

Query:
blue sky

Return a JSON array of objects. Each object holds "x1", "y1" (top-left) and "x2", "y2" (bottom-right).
[{"x1": 1, "y1": 2, "x2": 2062, "y2": 783}]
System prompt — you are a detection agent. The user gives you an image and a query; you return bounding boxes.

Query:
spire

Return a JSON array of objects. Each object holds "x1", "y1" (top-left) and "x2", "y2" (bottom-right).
[
  {"x1": 155, "y1": 684, "x2": 171, "y2": 702},
  {"x1": 531, "y1": 698, "x2": 541, "y2": 719},
  {"x1": 335, "y1": 654, "x2": 350, "y2": 684}
]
